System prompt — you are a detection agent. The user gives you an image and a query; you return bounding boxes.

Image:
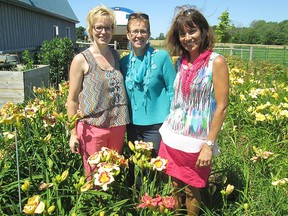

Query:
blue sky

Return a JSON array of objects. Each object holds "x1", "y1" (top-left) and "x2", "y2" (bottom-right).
[{"x1": 68, "y1": 0, "x2": 288, "y2": 38}]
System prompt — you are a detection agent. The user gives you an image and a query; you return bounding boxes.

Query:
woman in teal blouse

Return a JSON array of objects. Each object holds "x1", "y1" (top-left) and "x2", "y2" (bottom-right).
[{"x1": 120, "y1": 12, "x2": 176, "y2": 156}]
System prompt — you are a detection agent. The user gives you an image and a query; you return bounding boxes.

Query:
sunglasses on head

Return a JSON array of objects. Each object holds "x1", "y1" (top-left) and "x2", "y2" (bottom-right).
[
  {"x1": 183, "y1": 9, "x2": 196, "y2": 16},
  {"x1": 128, "y1": 13, "x2": 149, "y2": 21}
]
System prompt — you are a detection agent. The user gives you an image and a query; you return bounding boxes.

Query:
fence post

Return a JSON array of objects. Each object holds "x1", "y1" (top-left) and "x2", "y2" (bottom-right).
[
  {"x1": 283, "y1": 46, "x2": 286, "y2": 65},
  {"x1": 114, "y1": 41, "x2": 117, "y2": 50},
  {"x1": 249, "y1": 47, "x2": 253, "y2": 61},
  {"x1": 230, "y1": 47, "x2": 234, "y2": 56}
]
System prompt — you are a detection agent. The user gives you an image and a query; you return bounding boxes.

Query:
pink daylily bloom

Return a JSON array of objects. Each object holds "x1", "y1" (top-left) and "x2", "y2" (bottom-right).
[
  {"x1": 137, "y1": 193, "x2": 158, "y2": 209},
  {"x1": 162, "y1": 196, "x2": 175, "y2": 209}
]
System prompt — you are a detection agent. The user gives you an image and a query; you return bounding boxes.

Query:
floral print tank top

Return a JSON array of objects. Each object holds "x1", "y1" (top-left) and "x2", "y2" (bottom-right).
[{"x1": 165, "y1": 52, "x2": 219, "y2": 139}]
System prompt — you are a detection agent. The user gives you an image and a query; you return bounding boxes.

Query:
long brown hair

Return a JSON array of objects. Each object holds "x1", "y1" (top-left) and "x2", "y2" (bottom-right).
[{"x1": 165, "y1": 5, "x2": 215, "y2": 57}]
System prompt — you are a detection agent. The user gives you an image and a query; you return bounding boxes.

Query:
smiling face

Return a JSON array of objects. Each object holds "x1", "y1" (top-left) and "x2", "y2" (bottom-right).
[
  {"x1": 178, "y1": 25, "x2": 202, "y2": 56},
  {"x1": 92, "y1": 16, "x2": 114, "y2": 46},
  {"x1": 127, "y1": 20, "x2": 150, "y2": 55}
]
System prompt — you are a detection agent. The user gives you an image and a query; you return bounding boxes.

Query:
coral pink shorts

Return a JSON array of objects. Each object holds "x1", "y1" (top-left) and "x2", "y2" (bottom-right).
[{"x1": 76, "y1": 121, "x2": 126, "y2": 180}]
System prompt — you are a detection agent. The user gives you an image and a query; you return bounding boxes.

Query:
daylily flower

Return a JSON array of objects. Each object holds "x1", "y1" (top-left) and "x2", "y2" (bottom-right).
[
  {"x1": 88, "y1": 151, "x2": 104, "y2": 166},
  {"x1": 161, "y1": 196, "x2": 175, "y2": 209},
  {"x1": 150, "y1": 156, "x2": 168, "y2": 171},
  {"x1": 24, "y1": 106, "x2": 38, "y2": 118},
  {"x1": 80, "y1": 181, "x2": 94, "y2": 192},
  {"x1": 239, "y1": 94, "x2": 246, "y2": 101},
  {"x1": 97, "y1": 162, "x2": 120, "y2": 174},
  {"x1": 134, "y1": 140, "x2": 154, "y2": 151},
  {"x1": 1, "y1": 113, "x2": 25, "y2": 124},
  {"x1": 235, "y1": 78, "x2": 244, "y2": 85},
  {"x1": 279, "y1": 110, "x2": 288, "y2": 118},
  {"x1": 272, "y1": 178, "x2": 288, "y2": 186},
  {"x1": 100, "y1": 147, "x2": 112, "y2": 156},
  {"x1": 3, "y1": 131, "x2": 15, "y2": 140},
  {"x1": 221, "y1": 184, "x2": 234, "y2": 196},
  {"x1": 255, "y1": 112, "x2": 266, "y2": 121},
  {"x1": 23, "y1": 195, "x2": 45, "y2": 215},
  {"x1": 38, "y1": 182, "x2": 54, "y2": 191},
  {"x1": 43, "y1": 114, "x2": 56, "y2": 127},
  {"x1": 250, "y1": 146, "x2": 274, "y2": 162},
  {"x1": 94, "y1": 171, "x2": 114, "y2": 191},
  {"x1": 137, "y1": 193, "x2": 158, "y2": 209}
]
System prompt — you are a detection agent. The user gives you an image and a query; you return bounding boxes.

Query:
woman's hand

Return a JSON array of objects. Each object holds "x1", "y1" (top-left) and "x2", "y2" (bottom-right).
[
  {"x1": 69, "y1": 134, "x2": 79, "y2": 153},
  {"x1": 195, "y1": 144, "x2": 213, "y2": 168}
]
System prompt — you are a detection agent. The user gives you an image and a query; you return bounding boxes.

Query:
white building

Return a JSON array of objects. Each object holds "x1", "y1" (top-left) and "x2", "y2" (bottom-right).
[{"x1": 111, "y1": 7, "x2": 134, "y2": 50}]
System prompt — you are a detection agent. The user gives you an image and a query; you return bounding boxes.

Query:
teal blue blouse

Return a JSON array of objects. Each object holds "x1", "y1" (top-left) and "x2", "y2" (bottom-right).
[{"x1": 120, "y1": 48, "x2": 176, "y2": 125}]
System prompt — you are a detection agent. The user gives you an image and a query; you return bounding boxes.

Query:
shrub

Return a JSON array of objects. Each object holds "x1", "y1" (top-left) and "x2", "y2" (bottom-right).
[{"x1": 39, "y1": 37, "x2": 74, "y2": 87}]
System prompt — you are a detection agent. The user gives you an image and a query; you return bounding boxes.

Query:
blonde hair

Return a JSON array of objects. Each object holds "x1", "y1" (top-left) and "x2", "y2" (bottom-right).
[{"x1": 86, "y1": 5, "x2": 116, "y2": 40}]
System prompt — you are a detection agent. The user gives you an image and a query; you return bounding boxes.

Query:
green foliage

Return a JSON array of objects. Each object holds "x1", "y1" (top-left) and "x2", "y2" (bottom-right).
[
  {"x1": 21, "y1": 50, "x2": 35, "y2": 71},
  {"x1": 0, "y1": 58, "x2": 287, "y2": 215},
  {"x1": 216, "y1": 10, "x2": 233, "y2": 43},
  {"x1": 39, "y1": 37, "x2": 74, "y2": 87},
  {"x1": 230, "y1": 20, "x2": 288, "y2": 45},
  {"x1": 156, "y1": 33, "x2": 165, "y2": 40},
  {"x1": 76, "y1": 26, "x2": 86, "y2": 41}
]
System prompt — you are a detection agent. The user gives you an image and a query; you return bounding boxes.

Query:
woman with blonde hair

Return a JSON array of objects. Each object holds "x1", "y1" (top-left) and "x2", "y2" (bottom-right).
[{"x1": 67, "y1": 5, "x2": 129, "y2": 181}]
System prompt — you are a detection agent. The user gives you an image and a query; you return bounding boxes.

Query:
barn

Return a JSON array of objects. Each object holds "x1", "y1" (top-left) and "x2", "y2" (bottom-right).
[{"x1": 0, "y1": 0, "x2": 79, "y2": 54}]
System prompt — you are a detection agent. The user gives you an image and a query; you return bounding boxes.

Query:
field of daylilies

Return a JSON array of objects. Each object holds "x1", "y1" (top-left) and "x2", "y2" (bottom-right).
[{"x1": 0, "y1": 55, "x2": 287, "y2": 215}]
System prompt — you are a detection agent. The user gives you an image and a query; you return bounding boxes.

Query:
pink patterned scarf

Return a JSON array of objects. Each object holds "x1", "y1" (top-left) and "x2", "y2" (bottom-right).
[{"x1": 180, "y1": 50, "x2": 213, "y2": 100}]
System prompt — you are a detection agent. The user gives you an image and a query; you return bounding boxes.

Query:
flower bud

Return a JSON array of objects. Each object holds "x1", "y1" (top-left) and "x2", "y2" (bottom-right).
[
  {"x1": 225, "y1": 184, "x2": 234, "y2": 196},
  {"x1": 137, "y1": 160, "x2": 143, "y2": 168},
  {"x1": 99, "y1": 211, "x2": 105, "y2": 216},
  {"x1": 60, "y1": 170, "x2": 69, "y2": 181},
  {"x1": 243, "y1": 203, "x2": 249, "y2": 211},
  {"x1": 128, "y1": 141, "x2": 135, "y2": 151},
  {"x1": 21, "y1": 180, "x2": 30, "y2": 192},
  {"x1": 47, "y1": 205, "x2": 56, "y2": 214}
]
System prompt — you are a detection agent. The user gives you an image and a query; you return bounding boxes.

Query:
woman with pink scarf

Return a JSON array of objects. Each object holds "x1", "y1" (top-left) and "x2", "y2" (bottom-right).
[{"x1": 158, "y1": 5, "x2": 229, "y2": 215}]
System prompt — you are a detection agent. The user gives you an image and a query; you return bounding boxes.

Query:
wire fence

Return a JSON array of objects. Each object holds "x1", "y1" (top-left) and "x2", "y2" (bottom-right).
[
  {"x1": 214, "y1": 44, "x2": 288, "y2": 65},
  {"x1": 149, "y1": 40, "x2": 288, "y2": 66},
  {"x1": 77, "y1": 40, "x2": 288, "y2": 66}
]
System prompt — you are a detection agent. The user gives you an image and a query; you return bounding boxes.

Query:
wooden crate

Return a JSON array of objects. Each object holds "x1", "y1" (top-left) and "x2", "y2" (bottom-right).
[{"x1": 0, "y1": 65, "x2": 50, "y2": 108}]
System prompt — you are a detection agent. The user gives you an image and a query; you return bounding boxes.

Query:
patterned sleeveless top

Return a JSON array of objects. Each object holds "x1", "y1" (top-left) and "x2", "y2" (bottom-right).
[
  {"x1": 165, "y1": 52, "x2": 219, "y2": 139},
  {"x1": 78, "y1": 48, "x2": 130, "y2": 127}
]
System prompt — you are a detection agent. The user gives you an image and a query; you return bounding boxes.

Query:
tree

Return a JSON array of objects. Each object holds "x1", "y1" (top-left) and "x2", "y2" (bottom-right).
[
  {"x1": 76, "y1": 26, "x2": 86, "y2": 42},
  {"x1": 156, "y1": 33, "x2": 165, "y2": 40},
  {"x1": 215, "y1": 10, "x2": 232, "y2": 43}
]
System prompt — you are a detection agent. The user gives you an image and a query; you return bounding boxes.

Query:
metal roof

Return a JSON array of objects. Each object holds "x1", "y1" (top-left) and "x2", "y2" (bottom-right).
[{"x1": 2, "y1": 0, "x2": 79, "y2": 23}]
